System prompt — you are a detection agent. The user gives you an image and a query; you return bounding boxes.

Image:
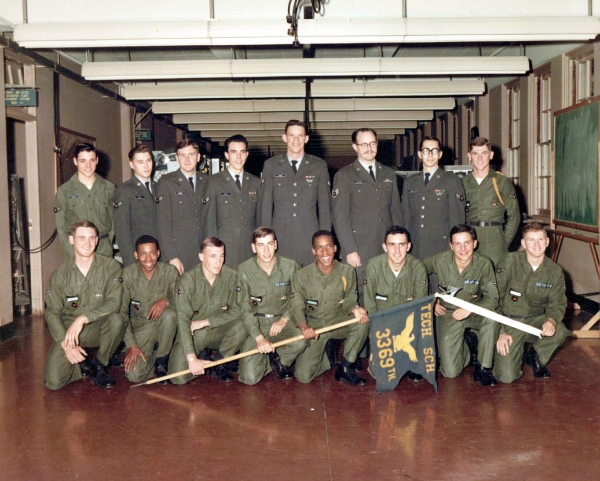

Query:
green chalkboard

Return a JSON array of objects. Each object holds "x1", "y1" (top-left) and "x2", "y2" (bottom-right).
[{"x1": 554, "y1": 100, "x2": 599, "y2": 228}]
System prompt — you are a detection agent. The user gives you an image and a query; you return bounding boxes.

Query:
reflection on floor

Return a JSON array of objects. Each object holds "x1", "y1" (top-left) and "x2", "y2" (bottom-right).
[{"x1": 0, "y1": 311, "x2": 598, "y2": 481}]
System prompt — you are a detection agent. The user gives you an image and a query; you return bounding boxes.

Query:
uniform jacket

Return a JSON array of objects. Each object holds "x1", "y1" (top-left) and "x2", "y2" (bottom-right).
[
  {"x1": 260, "y1": 154, "x2": 331, "y2": 266},
  {"x1": 155, "y1": 169, "x2": 206, "y2": 272},
  {"x1": 363, "y1": 253, "x2": 429, "y2": 314},
  {"x1": 332, "y1": 160, "x2": 402, "y2": 262},
  {"x1": 120, "y1": 261, "x2": 179, "y2": 348},
  {"x1": 45, "y1": 254, "x2": 123, "y2": 343},
  {"x1": 401, "y1": 169, "x2": 465, "y2": 260},
  {"x1": 237, "y1": 255, "x2": 301, "y2": 340},
  {"x1": 112, "y1": 177, "x2": 157, "y2": 267},
  {"x1": 203, "y1": 170, "x2": 261, "y2": 268},
  {"x1": 53, "y1": 173, "x2": 115, "y2": 258}
]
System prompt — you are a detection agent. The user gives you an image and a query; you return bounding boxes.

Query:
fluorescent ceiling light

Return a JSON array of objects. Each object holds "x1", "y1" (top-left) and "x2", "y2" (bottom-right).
[
  {"x1": 122, "y1": 79, "x2": 485, "y2": 100},
  {"x1": 153, "y1": 98, "x2": 454, "y2": 114},
  {"x1": 82, "y1": 57, "x2": 530, "y2": 81}
]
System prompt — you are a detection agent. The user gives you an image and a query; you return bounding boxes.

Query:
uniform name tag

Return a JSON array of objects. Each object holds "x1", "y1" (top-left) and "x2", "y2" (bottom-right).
[
  {"x1": 353, "y1": 181, "x2": 365, "y2": 184},
  {"x1": 274, "y1": 281, "x2": 290, "y2": 287},
  {"x1": 375, "y1": 293, "x2": 388, "y2": 301},
  {"x1": 66, "y1": 296, "x2": 79, "y2": 302},
  {"x1": 509, "y1": 290, "x2": 522, "y2": 297},
  {"x1": 306, "y1": 299, "x2": 318, "y2": 306},
  {"x1": 131, "y1": 300, "x2": 141, "y2": 306},
  {"x1": 536, "y1": 282, "x2": 552, "y2": 288},
  {"x1": 408, "y1": 190, "x2": 416, "y2": 193},
  {"x1": 175, "y1": 192, "x2": 186, "y2": 195},
  {"x1": 220, "y1": 192, "x2": 232, "y2": 196},
  {"x1": 250, "y1": 295, "x2": 262, "y2": 302},
  {"x1": 464, "y1": 280, "x2": 480, "y2": 285},
  {"x1": 134, "y1": 196, "x2": 145, "y2": 199},
  {"x1": 275, "y1": 174, "x2": 286, "y2": 178}
]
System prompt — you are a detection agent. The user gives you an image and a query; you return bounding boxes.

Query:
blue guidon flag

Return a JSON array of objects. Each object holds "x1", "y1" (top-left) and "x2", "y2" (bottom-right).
[{"x1": 369, "y1": 296, "x2": 437, "y2": 393}]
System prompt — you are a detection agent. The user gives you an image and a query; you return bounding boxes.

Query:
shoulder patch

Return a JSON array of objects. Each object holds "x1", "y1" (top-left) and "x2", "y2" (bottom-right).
[
  {"x1": 202, "y1": 196, "x2": 210, "y2": 204},
  {"x1": 53, "y1": 207, "x2": 61, "y2": 213},
  {"x1": 235, "y1": 285, "x2": 243, "y2": 292},
  {"x1": 113, "y1": 201, "x2": 122, "y2": 209},
  {"x1": 177, "y1": 288, "x2": 186, "y2": 295},
  {"x1": 155, "y1": 196, "x2": 164, "y2": 203},
  {"x1": 456, "y1": 194, "x2": 465, "y2": 201},
  {"x1": 332, "y1": 187, "x2": 339, "y2": 199}
]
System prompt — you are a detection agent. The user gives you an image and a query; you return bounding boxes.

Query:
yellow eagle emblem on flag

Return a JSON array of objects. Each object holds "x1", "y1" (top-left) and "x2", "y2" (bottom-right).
[{"x1": 392, "y1": 312, "x2": 418, "y2": 362}]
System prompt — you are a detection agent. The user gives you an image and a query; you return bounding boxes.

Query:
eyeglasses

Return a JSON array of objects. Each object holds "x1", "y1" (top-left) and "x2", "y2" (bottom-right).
[
  {"x1": 421, "y1": 148, "x2": 441, "y2": 156},
  {"x1": 355, "y1": 141, "x2": 378, "y2": 150}
]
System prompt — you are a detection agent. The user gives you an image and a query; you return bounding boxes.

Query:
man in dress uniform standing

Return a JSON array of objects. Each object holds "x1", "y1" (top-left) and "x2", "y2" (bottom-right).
[
  {"x1": 260, "y1": 120, "x2": 331, "y2": 266},
  {"x1": 120, "y1": 235, "x2": 179, "y2": 383},
  {"x1": 363, "y1": 225, "x2": 429, "y2": 382},
  {"x1": 494, "y1": 223, "x2": 570, "y2": 383},
  {"x1": 331, "y1": 128, "x2": 403, "y2": 297},
  {"x1": 43, "y1": 220, "x2": 124, "y2": 390},
  {"x1": 203, "y1": 135, "x2": 261, "y2": 268},
  {"x1": 168, "y1": 237, "x2": 248, "y2": 384},
  {"x1": 462, "y1": 137, "x2": 520, "y2": 266},
  {"x1": 113, "y1": 145, "x2": 157, "y2": 267},
  {"x1": 423, "y1": 224, "x2": 499, "y2": 387},
  {"x1": 237, "y1": 227, "x2": 307, "y2": 385},
  {"x1": 54, "y1": 142, "x2": 115, "y2": 259},
  {"x1": 290, "y1": 231, "x2": 370, "y2": 385},
  {"x1": 155, "y1": 138, "x2": 206, "y2": 275},
  {"x1": 401, "y1": 136, "x2": 465, "y2": 260}
]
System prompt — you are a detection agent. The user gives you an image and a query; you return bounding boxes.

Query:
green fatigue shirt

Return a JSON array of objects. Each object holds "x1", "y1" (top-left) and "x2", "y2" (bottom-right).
[
  {"x1": 45, "y1": 255, "x2": 123, "y2": 343},
  {"x1": 119, "y1": 261, "x2": 180, "y2": 349},
  {"x1": 290, "y1": 261, "x2": 358, "y2": 328},
  {"x1": 363, "y1": 253, "x2": 429, "y2": 314},
  {"x1": 423, "y1": 250, "x2": 498, "y2": 313},
  {"x1": 53, "y1": 173, "x2": 115, "y2": 258},
  {"x1": 175, "y1": 264, "x2": 244, "y2": 356},
  {"x1": 495, "y1": 250, "x2": 566, "y2": 331},
  {"x1": 462, "y1": 170, "x2": 520, "y2": 259},
  {"x1": 237, "y1": 255, "x2": 301, "y2": 340}
]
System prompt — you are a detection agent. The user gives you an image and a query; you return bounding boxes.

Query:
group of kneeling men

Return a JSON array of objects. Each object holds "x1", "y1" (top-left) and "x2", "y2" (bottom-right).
[{"x1": 44, "y1": 218, "x2": 569, "y2": 391}]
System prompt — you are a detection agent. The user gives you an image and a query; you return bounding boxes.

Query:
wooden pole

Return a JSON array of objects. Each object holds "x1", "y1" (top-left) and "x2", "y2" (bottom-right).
[{"x1": 131, "y1": 317, "x2": 361, "y2": 388}]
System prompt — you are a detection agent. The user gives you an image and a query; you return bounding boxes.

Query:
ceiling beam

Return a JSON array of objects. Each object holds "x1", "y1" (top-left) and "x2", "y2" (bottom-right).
[
  {"x1": 186, "y1": 121, "x2": 417, "y2": 131},
  {"x1": 201, "y1": 129, "x2": 404, "y2": 138},
  {"x1": 122, "y1": 79, "x2": 486, "y2": 100},
  {"x1": 82, "y1": 57, "x2": 530, "y2": 81}
]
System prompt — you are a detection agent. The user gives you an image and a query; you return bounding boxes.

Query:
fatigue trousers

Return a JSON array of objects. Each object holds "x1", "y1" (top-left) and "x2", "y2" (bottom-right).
[
  {"x1": 43, "y1": 313, "x2": 124, "y2": 390},
  {"x1": 436, "y1": 312, "x2": 499, "y2": 378},
  {"x1": 294, "y1": 320, "x2": 369, "y2": 384},
  {"x1": 493, "y1": 315, "x2": 570, "y2": 383},
  {"x1": 124, "y1": 307, "x2": 178, "y2": 383},
  {"x1": 238, "y1": 319, "x2": 307, "y2": 385},
  {"x1": 473, "y1": 225, "x2": 507, "y2": 267},
  {"x1": 168, "y1": 321, "x2": 248, "y2": 385}
]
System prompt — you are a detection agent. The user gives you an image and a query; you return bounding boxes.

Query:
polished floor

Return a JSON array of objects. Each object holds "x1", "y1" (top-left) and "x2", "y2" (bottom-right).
[{"x1": 0, "y1": 311, "x2": 599, "y2": 481}]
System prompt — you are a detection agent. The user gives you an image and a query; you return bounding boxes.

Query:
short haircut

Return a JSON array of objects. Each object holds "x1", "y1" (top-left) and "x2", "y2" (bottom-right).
[
  {"x1": 419, "y1": 136, "x2": 442, "y2": 150},
  {"x1": 449, "y1": 224, "x2": 477, "y2": 242},
  {"x1": 252, "y1": 226, "x2": 277, "y2": 244},
  {"x1": 70, "y1": 219, "x2": 98, "y2": 237},
  {"x1": 522, "y1": 222, "x2": 547, "y2": 237},
  {"x1": 200, "y1": 236, "x2": 225, "y2": 253},
  {"x1": 384, "y1": 225, "x2": 411, "y2": 244},
  {"x1": 128, "y1": 144, "x2": 153, "y2": 161},
  {"x1": 225, "y1": 134, "x2": 248, "y2": 151},
  {"x1": 73, "y1": 142, "x2": 96, "y2": 159},
  {"x1": 135, "y1": 235, "x2": 159, "y2": 251},
  {"x1": 352, "y1": 128, "x2": 378, "y2": 144},
  {"x1": 175, "y1": 138, "x2": 199, "y2": 153},
  {"x1": 284, "y1": 119, "x2": 308, "y2": 135},
  {"x1": 469, "y1": 137, "x2": 491, "y2": 152},
  {"x1": 312, "y1": 229, "x2": 334, "y2": 247}
]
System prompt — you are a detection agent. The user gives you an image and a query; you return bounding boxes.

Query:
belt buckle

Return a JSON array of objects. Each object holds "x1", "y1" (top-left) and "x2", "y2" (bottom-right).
[{"x1": 479, "y1": 221, "x2": 486, "y2": 227}]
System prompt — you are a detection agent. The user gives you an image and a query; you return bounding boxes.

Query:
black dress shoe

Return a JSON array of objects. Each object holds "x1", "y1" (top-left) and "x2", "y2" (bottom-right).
[
  {"x1": 464, "y1": 329, "x2": 479, "y2": 366},
  {"x1": 210, "y1": 364, "x2": 234, "y2": 382},
  {"x1": 269, "y1": 353, "x2": 294, "y2": 380},
  {"x1": 524, "y1": 348, "x2": 552, "y2": 378},
  {"x1": 92, "y1": 362, "x2": 116, "y2": 389},
  {"x1": 473, "y1": 366, "x2": 498, "y2": 387},
  {"x1": 109, "y1": 353, "x2": 124, "y2": 368},
  {"x1": 335, "y1": 364, "x2": 367, "y2": 386},
  {"x1": 349, "y1": 358, "x2": 363, "y2": 371},
  {"x1": 407, "y1": 371, "x2": 424, "y2": 383},
  {"x1": 80, "y1": 358, "x2": 96, "y2": 378}
]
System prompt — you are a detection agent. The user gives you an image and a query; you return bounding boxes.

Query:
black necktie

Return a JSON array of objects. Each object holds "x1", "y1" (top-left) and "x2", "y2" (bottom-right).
[
  {"x1": 291, "y1": 160, "x2": 298, "y2": 174},
  {"x1": 235, "y1": 175, "x2": 241, "y2": 190},
  {"x1": 369, "y1": 165, "x2": 376, "y2": 181},
  {"x1": 424, "y1": 172, "x2": 430, "y2": 186},
  {"x1": 188, "y1": 176, "x2": 194, "y2": 191},
  {"x1": 145, "y1": 181, "x2": 151, "y2": 193}
]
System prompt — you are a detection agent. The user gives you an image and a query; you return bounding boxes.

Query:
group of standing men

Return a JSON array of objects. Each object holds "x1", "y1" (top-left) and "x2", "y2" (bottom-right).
[{"x1": 44, "y1": 120, "x2": 569, "y2": 391}]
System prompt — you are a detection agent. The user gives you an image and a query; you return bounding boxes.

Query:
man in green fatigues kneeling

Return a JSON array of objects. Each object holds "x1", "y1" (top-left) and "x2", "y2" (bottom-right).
[
  {"x1": 168, "y1": 237, "x2": 248, "y2": 384},
  {"x1": 237, "y1": 227, "x2": 307, "y2": 385},
  {"x1": 364, "y1": 225, "x2": 429, "y2": 382},
  {"x1": 291, "y1": 230, "x2": 370, "y2": 385},
  {"x1": 120, "y1": 235, "x2": 179, "y2": 383},
  {"x1": 423, "y1": 224, "x2": 500, "y2": 387},
  {"x1": 44, "y1": 220, "x2": 124, "y2": 390},
  {"x1": 494, "y1": 222, "x2": 570, "y2": 383}
]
